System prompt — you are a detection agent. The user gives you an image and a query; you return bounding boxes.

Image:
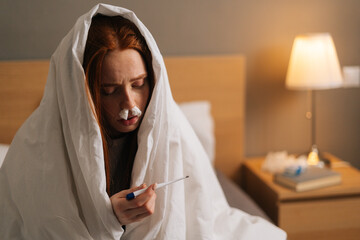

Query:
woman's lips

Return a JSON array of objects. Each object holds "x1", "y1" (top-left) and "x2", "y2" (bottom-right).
[{"x1": 119, "y1": 116, "x2": 139, "y2": 126}]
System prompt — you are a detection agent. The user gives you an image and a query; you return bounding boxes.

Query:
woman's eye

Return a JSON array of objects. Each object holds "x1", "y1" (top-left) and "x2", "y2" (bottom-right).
[
  {"x1": 132, "y1": 79, "x2": 145, "y2": 88},
  {"x1": 101, "y1": 87, "x2": 116, "y2": 96}
]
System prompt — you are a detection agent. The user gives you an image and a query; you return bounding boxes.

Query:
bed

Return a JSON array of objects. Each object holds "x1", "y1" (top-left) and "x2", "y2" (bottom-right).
[{"x1": 0, "y1": 55, "x2": 269, "y2": 220}]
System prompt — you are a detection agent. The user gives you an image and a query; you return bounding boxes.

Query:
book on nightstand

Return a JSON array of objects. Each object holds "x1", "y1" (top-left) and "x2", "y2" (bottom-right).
[{"x1": 274, "y1": 166, "x2": 342, "y2": 192}]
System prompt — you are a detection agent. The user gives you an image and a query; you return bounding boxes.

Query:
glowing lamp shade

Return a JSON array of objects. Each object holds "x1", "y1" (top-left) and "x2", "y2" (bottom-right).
[{"x1": 286, "y1": 33, "x2": 343, "y2": 90}]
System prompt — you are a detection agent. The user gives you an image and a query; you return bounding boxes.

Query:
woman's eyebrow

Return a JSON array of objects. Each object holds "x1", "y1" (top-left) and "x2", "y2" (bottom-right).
[
  {"x1": 130, "y1": 73, "x2": 147, "y2": 82},
  {"x1": 101, "y1": 73, "x2": 147, "y2": 86}
]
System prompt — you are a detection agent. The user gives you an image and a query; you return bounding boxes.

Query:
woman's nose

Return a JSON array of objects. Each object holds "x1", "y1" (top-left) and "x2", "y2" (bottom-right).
[{"x1": 120, "y1": 87, "x2": 135, "y2": 109}]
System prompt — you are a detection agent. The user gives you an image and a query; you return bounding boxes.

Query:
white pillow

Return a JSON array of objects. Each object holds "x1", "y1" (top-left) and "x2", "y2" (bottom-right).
[
  {"x1": 178, "y1": 101, "x2": 215, "y2": 165},
  {"x1": 0, "y1": 144, "x2": 10, "y2": 168}
]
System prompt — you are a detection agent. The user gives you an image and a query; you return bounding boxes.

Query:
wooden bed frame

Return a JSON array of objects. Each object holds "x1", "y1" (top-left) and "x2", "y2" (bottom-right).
[{"x1": 0, "y1": 55, "x2": 245, "y2": 180}]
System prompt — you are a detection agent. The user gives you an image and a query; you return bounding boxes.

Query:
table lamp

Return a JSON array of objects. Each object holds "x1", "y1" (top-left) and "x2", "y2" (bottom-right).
[{"x1": 285, "y1": 33, "x2": 343, "y2": 166}]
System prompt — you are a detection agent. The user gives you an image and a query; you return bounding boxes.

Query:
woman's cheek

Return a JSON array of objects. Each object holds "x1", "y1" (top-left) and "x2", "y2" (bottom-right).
[{"x1": 102, "y1": 99, "x2": 118, "y2": 116}]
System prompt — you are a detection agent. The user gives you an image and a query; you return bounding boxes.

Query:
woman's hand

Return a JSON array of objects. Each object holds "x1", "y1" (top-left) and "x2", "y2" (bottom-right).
[{"x1": 110, "y1": 184, "x2": 157, "y2": 225}]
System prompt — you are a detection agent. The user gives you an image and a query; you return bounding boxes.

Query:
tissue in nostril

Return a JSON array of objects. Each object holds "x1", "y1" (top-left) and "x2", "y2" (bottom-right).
[
  {"x1": 131, "y1": 106, "x2": 142, "y2": 117},
  {"x1": 119, "y1": 109, "x2": 129, "y2": 120}
]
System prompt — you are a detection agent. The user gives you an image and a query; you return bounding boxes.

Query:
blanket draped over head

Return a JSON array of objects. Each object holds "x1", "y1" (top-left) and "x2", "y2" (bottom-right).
[{"x1": 0, "y1": 4, "x2": 286, "y2": 240}]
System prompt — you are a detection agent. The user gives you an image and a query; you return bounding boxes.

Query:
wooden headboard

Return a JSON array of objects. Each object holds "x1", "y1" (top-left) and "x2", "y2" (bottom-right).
[{"x1": 0, "y1": 55, "x2": 245, "y2": 179}]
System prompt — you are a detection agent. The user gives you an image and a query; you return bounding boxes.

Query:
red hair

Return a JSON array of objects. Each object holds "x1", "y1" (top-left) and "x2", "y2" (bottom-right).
[{"x1": 83, "y1": 14, "x2": 154, "y2": 195}]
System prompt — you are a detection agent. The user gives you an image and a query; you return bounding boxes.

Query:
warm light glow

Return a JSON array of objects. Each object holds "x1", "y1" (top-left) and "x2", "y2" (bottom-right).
[
  {"x1": 307, "y1": 150, "x2": 320, "y2": 165},
  {"x1": 286, "y1": 33, "x2": 343, "y2": 90}
]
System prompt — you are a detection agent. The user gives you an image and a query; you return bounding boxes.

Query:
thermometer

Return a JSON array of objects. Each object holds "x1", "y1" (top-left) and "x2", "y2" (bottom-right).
[{"x1": 126, "y1": 176, "x2": 189, "y2": 200}]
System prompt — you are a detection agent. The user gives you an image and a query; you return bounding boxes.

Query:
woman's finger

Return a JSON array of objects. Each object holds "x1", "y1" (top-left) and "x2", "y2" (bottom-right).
[
  {"x1": 125, "y1": 188, "x2": 157, "y2": 222},
  {"x1": 128, "y1": 183, "x2": 156, "y2": 207},
  {"x1": 116, "y1": 183, "x2": 147, "y2": 198}
]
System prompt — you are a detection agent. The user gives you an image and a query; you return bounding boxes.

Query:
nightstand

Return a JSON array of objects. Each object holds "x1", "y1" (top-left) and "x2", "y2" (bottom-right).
[{"x1": 242, "y1": 153, "x2": 360, "y2": 240}]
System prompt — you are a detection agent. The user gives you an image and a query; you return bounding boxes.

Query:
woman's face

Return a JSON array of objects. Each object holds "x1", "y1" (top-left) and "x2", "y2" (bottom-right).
[{"x1": 100, "y1": 49, "x2": 150, "y2": 136}]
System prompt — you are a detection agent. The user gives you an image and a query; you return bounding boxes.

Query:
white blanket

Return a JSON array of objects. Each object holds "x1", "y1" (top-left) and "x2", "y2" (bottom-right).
[{"x1": 0, "y1": 4, "x2": 286, "y2": 239}]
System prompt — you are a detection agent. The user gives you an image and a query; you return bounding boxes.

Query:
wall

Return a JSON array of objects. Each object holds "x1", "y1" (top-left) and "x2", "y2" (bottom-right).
[{"x1": 1, "y1": 0, "x2": 359, "y2": 168}]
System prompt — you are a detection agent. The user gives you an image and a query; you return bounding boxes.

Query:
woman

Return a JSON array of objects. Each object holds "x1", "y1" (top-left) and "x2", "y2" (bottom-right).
[
  {"x1": 0, "y1": 4, "x2": 286, "y2": 239},
  {"x1": 83, "y1": 14, "x2": 157, "y2": 225}
]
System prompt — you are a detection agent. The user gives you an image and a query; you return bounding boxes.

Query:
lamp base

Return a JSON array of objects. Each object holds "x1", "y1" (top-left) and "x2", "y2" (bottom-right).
[
  {"x1": 307, "y1": 145, "x2": 320, "y2": 165},
  {"x1": 306, "y1": 145, "x2": 330, "y2": 167}
]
